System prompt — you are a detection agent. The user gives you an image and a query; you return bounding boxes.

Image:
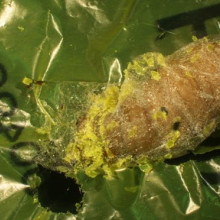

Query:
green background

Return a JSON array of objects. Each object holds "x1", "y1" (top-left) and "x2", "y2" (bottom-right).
[{"x1": 0, "y1": 0, "x2": 220, "y2": 219}]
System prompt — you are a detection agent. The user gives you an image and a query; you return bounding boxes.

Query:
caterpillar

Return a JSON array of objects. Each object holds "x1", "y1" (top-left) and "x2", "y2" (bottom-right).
[{"x1": 65, "y1": 36, "x2": 220, "y2": 178}]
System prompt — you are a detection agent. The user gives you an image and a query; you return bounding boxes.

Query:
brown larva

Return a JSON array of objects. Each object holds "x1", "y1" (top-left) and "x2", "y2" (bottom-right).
[
  {"x1": 65, "y1": 36, "x2": 220, "y2": 177},
  {"x1": 106, "y1": 36, "x2": 220, "y2": 159}
]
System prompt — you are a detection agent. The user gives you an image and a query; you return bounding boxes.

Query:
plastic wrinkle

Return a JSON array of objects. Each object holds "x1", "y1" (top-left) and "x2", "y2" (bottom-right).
[
  {"x1": 176, "y1": 165, "x2": 201, "y2": 214},
  {"x1": 0, "y1": 175, "x2": 28, "y2": 201},
  {"x1": 108, "y1": 58, "x2": 123, "y2": 85},
  {"x1": 0, "y1": 1, "x2": 220, "y2": 219},
  {"x1": 32, "y1": 11, "x2": 63, "y2": 81}
]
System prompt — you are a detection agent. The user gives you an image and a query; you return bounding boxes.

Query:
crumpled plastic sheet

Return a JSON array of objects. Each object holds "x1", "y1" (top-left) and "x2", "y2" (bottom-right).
[{"x1": 0, "y1": 0, "x2": 220, "y2": 219}]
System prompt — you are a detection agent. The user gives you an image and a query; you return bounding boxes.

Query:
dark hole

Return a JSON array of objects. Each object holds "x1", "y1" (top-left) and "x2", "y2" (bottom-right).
[
  {"x1": 37, "y1": 166, "x2": 83, "y2": 214},
  {"x1": 0, "y1": 63, "x2": 7, "y2": 86},
  {"x1": 172, "y1": 121, "x2": 180, "y2": 131},
  {"x1": 200, "y1": 172, "x2": 220, "y2": 185},
  {"x1": 200, "y1": 136, "x2": 220, "y2": 147},
  {"x1": 165, "y1": 132, "x2": 220, "y2": 165},
  {"x1": 160, "y1": 106, "x2": 168, "y2": 115},
  {"x1": 165, "y1": 149, "x2": 220, "y2": 166}
]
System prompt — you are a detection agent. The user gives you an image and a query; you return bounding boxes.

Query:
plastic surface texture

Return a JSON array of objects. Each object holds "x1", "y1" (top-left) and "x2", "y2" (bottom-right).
[{"x1": 0, "y1": 0, "x2": 220, "y2": 219}]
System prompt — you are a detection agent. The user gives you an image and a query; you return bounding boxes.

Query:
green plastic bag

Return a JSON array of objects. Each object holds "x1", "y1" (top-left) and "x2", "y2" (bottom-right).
[{"x1": 0, "y1": 0, "x2": 220, "y2": 219}]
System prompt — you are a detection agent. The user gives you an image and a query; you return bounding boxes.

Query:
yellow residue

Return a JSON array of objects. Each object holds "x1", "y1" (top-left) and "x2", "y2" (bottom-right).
[
  {"x1": 203, "y1": 121, "x2": 216, "y2": 136},
  {"x1": 102, "y1": 164, "x2": 114, "y2": 179},
  {"x1": 132, "y1": 60, "x2": 144, "y2": 76},
  {"x1": 104, "y1": 146, "x2": 115, "y2": 159},
  {"x1": 192, "y1": 35, "x2": 198, "y2": 42},
  {"x1": 18, "y1": 26, "x2": 24, "y2": 32},
  {"x1": 186, "y1": 46, "x2": 194, "y2": 54},
  {"x1": 22, "y1": 77, "x2": 33, "y2": 86},
  {"x1": 156, "y1": 53, "x2": 166, "y2": 67},
  {"x1": 207, "y1": 43, "x2": 214, "y2": 51},
  {"x1": 128, "y1": 126, "x2": 138, "y2": 138},
  {"x1": 101, "y1": 156, "x2": 134, "y2": 179},
  {"x1": 185, "y1": 71, "x2": 193, "y2": 78},
  {"x1": 153, "y1": 110, "x2": 167, "y2": 121},
  {"x1": 146, "y1": 56, "x2": 154, "y2": 67},
  {"x1": 143, "y1": 53, "x2": 166, "y2": 67},
  {"x1": 166, "y1": 130, "x2": 181, "y2": 149},
  {"x1": 124, "y1": 59, "x2": 146, "y2": 77},
  {"x1": 203, "y1": 37, "x2": 209, "y2": 42},
  {"x1": 173, "y1": 116, "x2": 181, "y2": 122},
  {"x1": 84, "y1": 159, "x2": 103, "y2": 178},
  {"x1": 125, "y1": 53, "x2": 165, "y2": 80},
  {"x1": 190, "y1": 53, "x2": 200, "y2": 63},
  {"x1": 106, "y1": 120, "x2": 119, "y2": 131},
  {"x1": 118, "y1": 80, "x2": 134, "y2": 102},
  {"x1": 136, "y1": 155, "x2": 152, "y2": 173},
  {"x1": 151, "y1": 70, "x2": 161, "y2": 81},
  {"x1": 164, "y1": 153, "x2": 172, "y2": 159},
  {"x1": 64, "y1": 85, "x2": 120, "y2": 178},
  {"x1": 112, "y1": 155, "x2": 133, "y2": 169}
]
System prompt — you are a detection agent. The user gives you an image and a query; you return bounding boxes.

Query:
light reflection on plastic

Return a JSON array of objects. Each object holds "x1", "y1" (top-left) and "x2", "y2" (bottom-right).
[
  {"x1": 108, "y1": 58, "x2": 122, "y2": 85},
  {"x1": 0, "y1": 3, "x2": 15, "y2": 27},
  {"x1": 194, "y1": 161, "x2": 220, "y2": 195},
  {"x1": 109, "y1": 210, "x2": 121, "y2": 219},
  {"x1": 83, "y1": 0, "x2": 110, "y2": 25},
  {"x1": 31, "y1": 36, "x2": 47, "y2": 79},
  {"x1": 205, "y1": 159, "x2": 220, "y2": 195},
  {"x1": 115, "y1": 167, "x2": 127, "y2": 172},
  {"x1": 176, "y1": 166, "x2": 201, "y2": 214},
  {"x1": 12, "y1": 108, "x2": 32, "y2": 128},
  {"x1": 217, "y1": 21, "x2": 220, "y2": 30},
  {"x1": 66, "y1": 216, "x2": 76, "y2": 220},
  {"x1": 43, "y1": 13, "x2": 63, "y2": 78},
  {"x1": 209, "y1": 159, "x2": 220, "y2": 171},
  {"x1": 185, "y1": 197, "x2": 200, "y2": 215},
  {"x1": 0, "y1": 107, "x2": 32, "y2": 128},
  {"x1": 0, "y1": 100, "x2": 10, "y2": 113},
  {"x1": 32, "y1": 12, "x2": 63, "y2": 81},
  {"x1": 66, "y1": 0, "x2": 110, "y2": 25},
  {"x1": 43, "y1": 37, "x2": 63, "y2": 80},
  {"x1": 0, "y1": 175, "x2": 28, "y2": 201},
  {"x1": 0, "y1": 1, "x2": 26, "y2": 28},
  {"x1": 51, "y1": 13, "x2": 62, "y2": 37}
]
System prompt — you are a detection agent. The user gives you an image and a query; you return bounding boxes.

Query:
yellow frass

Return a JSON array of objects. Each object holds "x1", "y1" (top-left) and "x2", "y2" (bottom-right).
[{"x1": 64, "y1": 85, "x2": 120, "y2": 178}]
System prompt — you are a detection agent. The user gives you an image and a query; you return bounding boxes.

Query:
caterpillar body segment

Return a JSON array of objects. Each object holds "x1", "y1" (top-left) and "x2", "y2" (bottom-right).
[
  {"x1": 65, "y1": 37, "x2": 220, "y2": 178},
  {"x1": 107, "y1": 37, "x2": 220, "y2": 159}
]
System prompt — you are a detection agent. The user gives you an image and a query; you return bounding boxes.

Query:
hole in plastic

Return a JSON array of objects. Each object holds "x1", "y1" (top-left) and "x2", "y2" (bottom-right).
[{"x1": 25, "y1": 166, "x2": 84, "y2": 214}]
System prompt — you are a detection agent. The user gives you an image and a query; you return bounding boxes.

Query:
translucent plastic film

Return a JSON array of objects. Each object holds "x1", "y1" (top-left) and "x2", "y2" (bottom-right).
[{"x1": 0, "y1": 0, "x2": 220, "y2": 220}]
